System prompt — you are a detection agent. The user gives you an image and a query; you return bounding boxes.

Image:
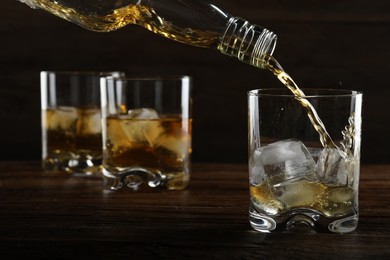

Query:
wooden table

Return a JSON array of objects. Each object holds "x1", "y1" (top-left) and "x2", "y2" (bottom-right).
[{"x1": 0, "y1": 162, "x2": 389, "y2": 259}]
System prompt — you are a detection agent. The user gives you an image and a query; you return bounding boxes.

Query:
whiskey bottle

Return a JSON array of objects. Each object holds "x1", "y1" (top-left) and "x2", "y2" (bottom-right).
[{"x1": 18, "y1": 0, "x2": 277, "y2": 68}]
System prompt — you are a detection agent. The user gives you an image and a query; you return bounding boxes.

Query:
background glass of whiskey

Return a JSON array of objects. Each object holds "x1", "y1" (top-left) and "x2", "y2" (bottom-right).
[
  {"x1": 100, "y1": 76, "x2": 192, "y2": 190},
  {"x1": 41, "y1": 71, "x2": 124, "y2": 175},
  {"x1": 248, "y1": 88, "x2": 363, "y2": 233}
]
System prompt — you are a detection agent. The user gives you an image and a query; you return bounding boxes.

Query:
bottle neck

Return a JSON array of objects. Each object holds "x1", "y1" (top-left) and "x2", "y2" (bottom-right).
[{"x1": 218, "y1": 17, "x2": 277, "y2": 69}]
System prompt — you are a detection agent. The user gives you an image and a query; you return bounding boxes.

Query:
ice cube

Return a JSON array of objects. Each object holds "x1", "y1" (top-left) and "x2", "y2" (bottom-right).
[
  {"x1": 317, "y1": 148, "x2": 354, "y2": 186},
  {"x1": 250, "y1": 183, "x2": 283, "y2": 215},
  {"x1": 327, "y1": 186, "x2": 354, "y2": 203},
  {"x1": 107, "y1": 116, "x2": 132, "y2": 148},
  {"x1": 46, "y1": 106, "x2": 77, "y2": 130},
  {"x1": 249, "y1": 149, "x2": 266, "y2": 185},
  {"x1": 77, "y1": 108, "x2": 101, "y2": 135},
  {"x1": 120, "y1": 108, "x2": 163, "y2": 146},
  {"x1": 120, "y1": 120, "x2": 162, "y2": 146},
  {"x1": 250, "y1": 139, "x2": 317, "y2": 186},
  {"x1": 277, "y1": 180, "x2": 326, "y2": 208},
  {"x1": 128, "y1": 108, "x2": 159, "y2": 119},
  {"x1": 307, "y1": 147, "x2": 323, "y2": 163},
  {"x1": 155, "y1": 134, "x2": 191, "y2": 161}
]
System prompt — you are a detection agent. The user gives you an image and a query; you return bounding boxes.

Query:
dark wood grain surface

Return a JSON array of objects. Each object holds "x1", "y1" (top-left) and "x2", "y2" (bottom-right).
[{"x1": 0, "y1": 162, "x2": 389, "y2": 259}]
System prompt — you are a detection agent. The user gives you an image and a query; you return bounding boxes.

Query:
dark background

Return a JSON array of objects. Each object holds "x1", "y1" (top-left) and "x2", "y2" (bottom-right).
[{"x1": 1, "y1": 0, "x2": 389, "y2": 163}]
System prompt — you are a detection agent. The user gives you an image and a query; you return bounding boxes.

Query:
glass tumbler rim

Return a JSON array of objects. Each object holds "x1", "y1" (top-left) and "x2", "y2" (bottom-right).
[
  {"x1": 40, "y1": 70, "x2": 124, "y2": 76},
  {"x1": 104, "y1": 75, "x2": 192, "y2": 81},
  {"x1": 248, "y1": 88, "x2": 363, "y2": 98}
]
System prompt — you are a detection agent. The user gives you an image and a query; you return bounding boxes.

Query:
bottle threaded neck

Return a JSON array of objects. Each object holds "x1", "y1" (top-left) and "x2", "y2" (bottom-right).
[{"x1": 218, "y1": 17, "x2": 277, "y2": 68}]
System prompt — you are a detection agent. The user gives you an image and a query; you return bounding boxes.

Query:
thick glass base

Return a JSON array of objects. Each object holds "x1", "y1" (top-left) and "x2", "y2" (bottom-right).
[
  {"x1": 249, "y1": 202, "x2": 358, "y2": 234},
  {"x1": 43, "y1": 155, "x2": 102, "y2": 176},
  {"x1": 102, "y1": 167, "x2": 190, "y2": 191}
]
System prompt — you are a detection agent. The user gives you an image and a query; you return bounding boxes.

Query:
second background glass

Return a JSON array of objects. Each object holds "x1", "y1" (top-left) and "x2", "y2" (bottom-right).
[
  {"x1": 100, "y1": 76, "x2": 192, "y2": 191},
  {"x1": 41, "y1": 71, "x2": 124, "y2": 176}
]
